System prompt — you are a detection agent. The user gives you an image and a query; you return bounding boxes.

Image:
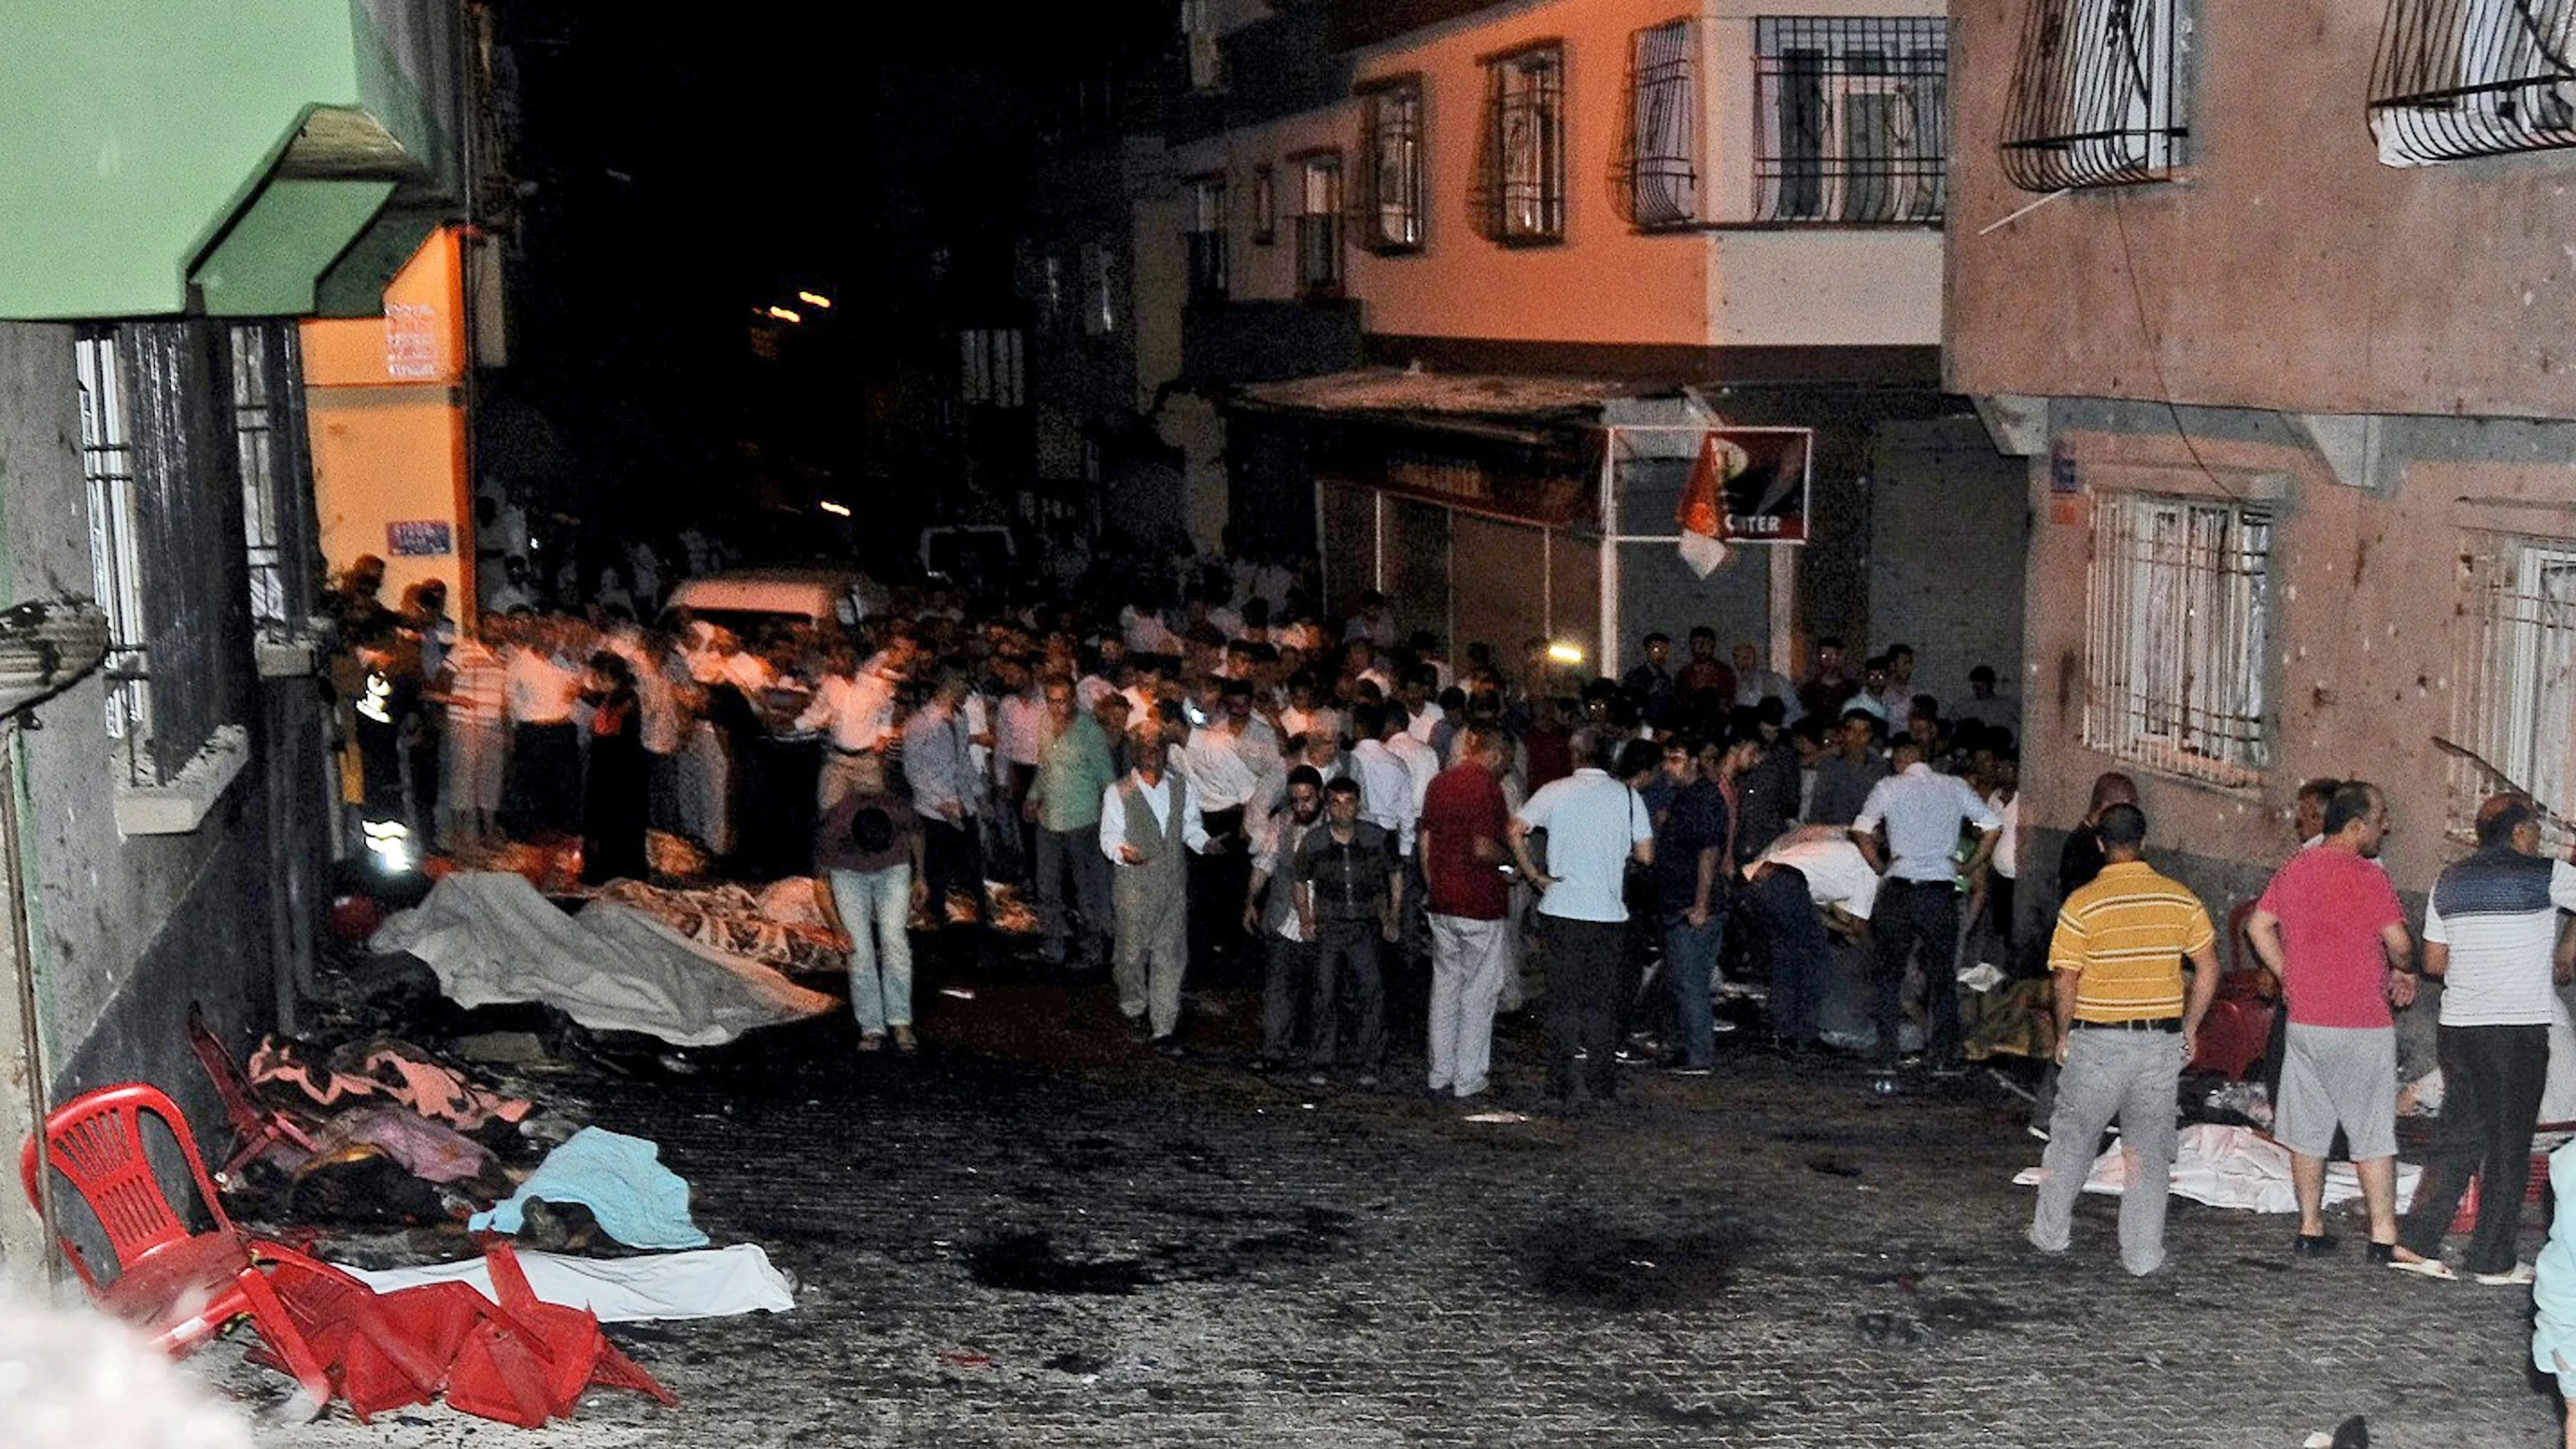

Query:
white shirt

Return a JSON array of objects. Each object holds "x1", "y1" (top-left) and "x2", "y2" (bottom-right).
[
  {"x1": 1097, "y1": 771, "x2": 1210, "y2": 861},
  {"x1": 1988, "y1": 790, "x2": 2019, "y2": 881},
  {"x1": 606, "y1": 634, "x2": 683, "y2": 755},
  {"x1": 1751, "y1": 826, "x2": 1882, "y2": 920},
  {"x1": 1349, "y1": 739, "x2": 1417, "y2": 851},
  {"x1": 1515, "y1": 768, "x2": 1654, "y2": 924},
  {"x1": 1182, "y1": 717, "x2": 1280, "y2": 813},
  {"x1": 2424, "y1": 856, "x2": 2576, "y2": 1027},
  {"x1": 504, "y1": 648, "x2": 577, "y2": 725},
  {"x1": 998, "y1": 689, "x2": 1048, "y2": 768},
  {"x1": 1076, "y1": 673, "x2": 1118, "y2": 713},
  {"x1": 1405, "y1": 700, "x2": 1445, "y2": 744},
  {"x1": 1853, "y1": 762, "x2": 2002, "y2": 883},
  {"x1": 795, "y1": 670, "x2": 898, "y2": 752},
  {"x1": 1386, "y1": 731, "x2": 1442, "y2": 851}
]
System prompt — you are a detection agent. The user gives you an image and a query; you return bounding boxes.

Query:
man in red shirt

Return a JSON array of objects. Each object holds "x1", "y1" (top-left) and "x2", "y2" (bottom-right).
[
  {"x1": 1419, "y1": 727, "x2": 1515, "y2": 1100},
  {"x1": 2247, "y1": 781, "x2": 2418, "y2": 1261}
]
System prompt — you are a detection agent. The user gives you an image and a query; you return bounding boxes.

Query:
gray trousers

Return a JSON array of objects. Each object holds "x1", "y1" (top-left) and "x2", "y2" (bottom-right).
[
  {"x1": 1034, "y1": 822, "x2": 1111, "y2": 966},
  {"x1": 1112, "y1": 864, "x2": 1188, "y2": 1037},
  {"x1": 2029, "y1": 1026, "x2": 2186, "y2": 1276},
  {"x1": 1428, "y1": 914, "x2": 1510, "y2": 1096}
]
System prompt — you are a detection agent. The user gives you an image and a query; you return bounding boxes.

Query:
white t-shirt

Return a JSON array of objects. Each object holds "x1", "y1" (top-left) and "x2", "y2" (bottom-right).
[
  {"x1": 1752, "y1": 826, "x2": 1881, "y2": 921},
  {"x1": 1516, "y1": 768, "x2": 1654, "y2": 924},
  {"x1": 2424, "y1": 854, "x2": 2576, "y2": 1027}
]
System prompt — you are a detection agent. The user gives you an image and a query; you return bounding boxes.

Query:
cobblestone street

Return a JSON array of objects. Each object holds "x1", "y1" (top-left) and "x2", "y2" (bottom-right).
[{"x1": 255, "y1": 972, "x2": 2561, "y2": 1448}]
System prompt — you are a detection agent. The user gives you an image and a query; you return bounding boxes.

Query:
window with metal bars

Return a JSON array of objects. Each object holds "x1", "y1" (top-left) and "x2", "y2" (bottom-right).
[
  {"x1": 1296, "y1": 153, "x2": 1344, "y2": 297},
  {"x1": 2083, "y1": 491, "x2": 2272, "y2": 787},
  {"x1": 1754, "y1": 18, "x2": 1947, "y2": 223},
  {"x1": 960, "y1": 328, "x2": 1026, "y2": 408},
  {"x1": 1477, "y1": 45, "x2": 1566, "y2": 243},
  {"x1": 2450, "y1": 534, "x2": 2576, "y2": 846},
  {"x1": 2001, "y1": 0, "x2": 2191, "y2": 191},
  {"x1": 1360, "y1": 79, "x2": 1426, "y2": 252},
  {"x1": 2370, "y1": 0, "x2": 2576, "y2": 164},
  {"x1": 75, "y1": 331, "x2": 151, "y2": 752},
  {"x1": 1621, "y1": 20, "x2": 1698, "y2": 228},
  {"x1": 1185, "y1": 174, "x2": 1229, "y2": 302},
  {"x1": 1181, "y1": 0, "x2": 1224, "y2": 92},
  {"x1": 226, "y1": 321, "x2": 317, "y2": 646}
]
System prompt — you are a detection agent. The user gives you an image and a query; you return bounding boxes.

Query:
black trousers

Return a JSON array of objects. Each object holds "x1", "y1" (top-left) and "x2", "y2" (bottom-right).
[
  {"x1": 1312, "y1": 918, "x2": 1386, "y2": 1070},
  {"x1": 1190, "y1": 806, "x2": 1251, "y2": 977},
  {"x1": 1541, "y1": 915, "x2": 1626, "y2": 1100},
  {"x1": 1746, "y1": 864, "x2": 1829, "y2": 1045},
  {"x1": 920, "y1": 816, "x2": 986, "y2": 963},
  {"x1": 502, "y1": 721, "x2": 581, "y2": 838},
  {"x1": 1873, "y1": 879, "x2": 1962, "y2": 1063},
  {"x1": 2399, "y1": 1023, "x2": 2551, "y2": 1275},
  {"x1": 1262, "y1": 934, "x2": 1320, "y2": 1062}
]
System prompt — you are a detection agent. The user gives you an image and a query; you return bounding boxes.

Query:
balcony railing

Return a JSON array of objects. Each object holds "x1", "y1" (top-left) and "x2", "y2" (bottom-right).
[{"x1": 1752, "y1": 17, "x2": 1948, "y2": 223}]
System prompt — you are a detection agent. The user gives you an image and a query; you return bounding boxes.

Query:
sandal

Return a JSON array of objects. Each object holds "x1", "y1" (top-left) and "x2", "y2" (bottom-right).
[{"x1": 2386, "y1": 1250, "x2": 2457, "y2": 1281}]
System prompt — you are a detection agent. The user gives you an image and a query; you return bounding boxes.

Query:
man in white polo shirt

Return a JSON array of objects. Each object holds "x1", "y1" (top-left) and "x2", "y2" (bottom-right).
[
  {"x1": 1852, "y1": 735, "x2": 2001, "y2": 1072},
  {"x1": 1744, "y1": 824, "x2": 1881, "y2": 1054},
  {"x1": 1510, "y1": 736, "x2": 1658, "y2": 1105}
]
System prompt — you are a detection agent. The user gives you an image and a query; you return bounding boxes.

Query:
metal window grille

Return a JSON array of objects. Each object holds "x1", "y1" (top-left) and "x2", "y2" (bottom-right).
[
  {"x1": 1181, "y1": 0, "x2": 1223, "y2": 92},
  {"x1": 1296, "y1": 155, "x2": 1344, "y2": 296},
  {"x1": 75, "y1": 331, "x2": 151, "y2": 749},
  {"x1": 960, "y1": 328, "x2": 1026, "y2": 408},
  {"x1": 2083, "y1": 492, "x2": 2273, "y2": 787},
  {"x1": 1363, "y1": 83, "x2": 1426, "y2": 251},
  {"x1": 2452, "y1": 534, "x2": 2576, "y2": 846},
  {"x1": 2001, "y1": 0, "x2": 2191, "y2": 190},
  {"x1": 1252, "y1": 164, "x2": 1277, "y2": 245},
  {"x1": 2371, "y1": 0, "x2": 2576, "y2": 164},
  {"x1": 1185, "y1": 177, "x2": 1229, "y2": 301},
  {"x1": 1754, "y1": 18, "x2": 1947, "y2": 223},
  {"x1": 227, "y1": 321, "x2": 317, "y2": 644},
  {"x1": 1621, "y1": 20, "x2": 1698, "y2": 228},
  {"x1": 1477, "y1": 47, "x2": 1566, "y2": 242}
]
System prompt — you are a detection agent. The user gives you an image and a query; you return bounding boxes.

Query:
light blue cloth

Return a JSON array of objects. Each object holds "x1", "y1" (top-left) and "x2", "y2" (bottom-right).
[
  {"x1": 2533, "y1": 1139, "x2": 2576, "y2": 1386},
  {"x1": 470, "y1": 1127, "x2": 709, "y2": 1250}
]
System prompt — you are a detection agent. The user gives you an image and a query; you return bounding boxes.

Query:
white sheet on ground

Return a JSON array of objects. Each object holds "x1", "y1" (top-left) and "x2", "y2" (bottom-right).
[
  {"x1": 345, "y1": 1243, "x2": 797, "y2": 1322},
  {"x1": 370, "y1": 872, "x2": 835, "y2": 1046},
  {"x1": 2012, "y1": 1123, "x2": 2423, "y2": 1214}
]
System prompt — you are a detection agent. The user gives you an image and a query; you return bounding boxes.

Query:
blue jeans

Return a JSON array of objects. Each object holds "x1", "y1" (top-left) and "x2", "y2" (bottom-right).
[
  {"x1": 830, "y1": 864, "x2": 914, "y2": 1036},
  {"x1": 1663, "y1": 911, "x2": 1725, "y2": 1068}
]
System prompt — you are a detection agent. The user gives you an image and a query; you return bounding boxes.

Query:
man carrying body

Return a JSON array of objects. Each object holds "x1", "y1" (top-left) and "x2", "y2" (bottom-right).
[
  {"x1": 1024, "y1": 676, "x2": 1118, "y2": 971},
  {"x1": 2391, "y1": 795, "x2": 2576, "y2": 1283},
  {"x1": 1419, "y1": 728, "x2": 1514, "y2": 1099},
  {"x1": 2246, "y1": 781, "x2": 2417, "y2": 1261},
  {"x1": 1511, "y1": 739, "x2": 1658, "y2": 1106},
  {"x1": 1099, "y1": 722, "x2": 1211, "y2": 1051},
  {"x1": 2029, "y1": 803, "x2": 2220, "y2": 1276},
  {"x1": 1853, "y1": 735, "x2": 2002, "y2": 1070},
  {"x1": 1292, "y1": 777, "x2": 1403, "y2": 1088},
  {"x1": 1744, "y1": 824, "x2": 1879, "y2": 1054}
]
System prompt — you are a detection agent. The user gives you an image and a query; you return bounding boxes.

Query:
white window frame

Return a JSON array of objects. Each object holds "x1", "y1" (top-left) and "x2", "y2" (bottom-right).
[
  {"x1": 2452, "y1": 533, "x2": 2576, "y2": 845},
  {"x1": 1185, "y1": 174, "x2": 1229, "y2": 297},
  {"x1": 2083, "y1": 491, "x2": 2273, "y2": 787},
  {"x1": 2002, "y1": 0, "x2": 2190, "y2": 189},
  {"x1": 1296, "y1": 153, "x2": 1344, "y2": 296}
]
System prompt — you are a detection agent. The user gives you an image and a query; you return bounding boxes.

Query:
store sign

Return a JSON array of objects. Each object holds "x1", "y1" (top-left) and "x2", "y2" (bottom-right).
[
  {"x1": 387, "y1": 521, "x2": 454, "y2": 557},
  {"x1": 1312, "y1": 420, "x2": 1598, "y2": 529},
  {"x1": 1701, "y1": 428, "x2": 1813, "y2": 544}
]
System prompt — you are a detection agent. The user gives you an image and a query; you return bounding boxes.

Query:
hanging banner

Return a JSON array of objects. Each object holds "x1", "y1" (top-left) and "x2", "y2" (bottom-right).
[{"x1": 1691, "y1": 428, "x2": 1812, "y2": 543}]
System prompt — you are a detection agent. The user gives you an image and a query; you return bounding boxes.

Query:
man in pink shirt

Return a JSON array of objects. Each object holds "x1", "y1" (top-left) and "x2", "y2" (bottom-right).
[{"x1": 2247, "y1": 781, "x2": 2418, "y2": 1262}]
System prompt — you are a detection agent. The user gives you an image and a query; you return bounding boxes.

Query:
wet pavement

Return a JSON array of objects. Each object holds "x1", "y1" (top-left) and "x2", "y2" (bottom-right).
[{"x1": 249, "y1": 966, "x2": 2562, "y2": 1448}]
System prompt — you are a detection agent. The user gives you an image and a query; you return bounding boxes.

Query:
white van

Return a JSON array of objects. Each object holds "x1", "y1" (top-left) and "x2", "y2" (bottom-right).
[{"x1": 662, "y1": 567, "x2": 886, "y2": 642}]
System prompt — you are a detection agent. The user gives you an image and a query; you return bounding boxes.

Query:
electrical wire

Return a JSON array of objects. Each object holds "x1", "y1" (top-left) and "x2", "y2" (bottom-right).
[{"x1": 2108, "y1": 188, "x2": 2248, "y2": 505}]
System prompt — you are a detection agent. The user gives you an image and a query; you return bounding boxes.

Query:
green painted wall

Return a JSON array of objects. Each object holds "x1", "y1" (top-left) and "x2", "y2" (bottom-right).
[{"x1": 0, "y1": 1, "x2": 397, "y2": 319}]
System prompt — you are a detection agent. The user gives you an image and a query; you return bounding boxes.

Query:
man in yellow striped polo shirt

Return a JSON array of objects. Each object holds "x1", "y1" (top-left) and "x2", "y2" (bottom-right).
[{"x1": 2028, "y1": 803, "x2": 2221, "y2": 1275}]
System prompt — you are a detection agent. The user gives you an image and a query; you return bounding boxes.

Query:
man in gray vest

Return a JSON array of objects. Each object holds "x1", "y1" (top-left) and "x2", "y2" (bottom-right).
[{"x1": 1099, "y1": 720, "x2": 1212, "y2": 1053}]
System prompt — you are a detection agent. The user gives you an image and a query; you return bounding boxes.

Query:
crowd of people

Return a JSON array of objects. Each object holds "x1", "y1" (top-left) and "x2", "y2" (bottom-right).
[{"x1": 321, "y1": 540, "x2": 2576, "y2": 1299}]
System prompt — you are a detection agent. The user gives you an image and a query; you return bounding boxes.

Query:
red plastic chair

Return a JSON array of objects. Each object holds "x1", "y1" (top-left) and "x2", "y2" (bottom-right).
[
  {"x1": 2188, "y1": 899, "x2": 2279, "y2": 1080},
  {"x1": 20, "y1": 1082, "x2": 334, "y2": 1408},
  {"x1": 186, "y1": 1007, "x2": 321, "y2": 1184}
]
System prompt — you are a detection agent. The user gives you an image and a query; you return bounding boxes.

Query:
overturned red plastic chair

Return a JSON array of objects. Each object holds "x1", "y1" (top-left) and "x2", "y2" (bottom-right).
[
  {"x1": 186, "y1": 1006, "x2": 321, "y2": 1185},
  {"x1": 20, "y1": 1082, "x2": 334, "y2": 1409},
  {"x1": 444, "y1": 1240, "x2": 675, "y2": 1427}
]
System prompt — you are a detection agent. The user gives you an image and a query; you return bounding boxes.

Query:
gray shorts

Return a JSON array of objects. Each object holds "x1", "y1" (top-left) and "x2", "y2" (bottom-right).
[{"x1": 2275, "y1": 1022, "x2": 2398, "y2": 1160}]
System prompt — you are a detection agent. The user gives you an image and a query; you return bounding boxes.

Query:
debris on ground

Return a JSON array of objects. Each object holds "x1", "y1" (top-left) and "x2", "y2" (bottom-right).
[
  {"x1": 2012, "y1": 1123, "x2": 2422, "y2": 1213},
  {"x1": 470, "y1": 1126, "x2": 710, "y2": 1250}
]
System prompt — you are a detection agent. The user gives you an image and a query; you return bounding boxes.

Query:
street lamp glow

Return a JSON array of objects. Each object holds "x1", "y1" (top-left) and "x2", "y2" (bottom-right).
[
  {"x1": 1546, "y1": 642, "x2": 1586, "y2": 665},
  {"x1": 797, "y1": 291, "x2": 832, "y2": 308},
  {"x1": 818, "y1": 499, "x2": 852, "y2": 517},
  {"x1": 765, "y1": 305, "x2": 803, "y2": 324}
]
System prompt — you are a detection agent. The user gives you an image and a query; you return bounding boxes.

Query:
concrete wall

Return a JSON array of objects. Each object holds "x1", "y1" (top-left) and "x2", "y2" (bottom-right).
[
  {"x1": 1947, "y1": 0, "x2": 2576, "y2": 421},
  {"x1": 0, "y1": 322, "x2": 305, "y2": 1280},
  {"x1": 2017, "y1": 404, "x2": 2576, "y2": 924},
  {"x1": 1866, "y1": 414, "x2": 2027, "y2": 709}
]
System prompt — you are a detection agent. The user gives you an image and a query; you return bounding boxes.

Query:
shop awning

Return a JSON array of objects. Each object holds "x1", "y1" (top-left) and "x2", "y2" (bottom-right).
[{"x1": 1236, "y1": 368, "x2": 1633, "y2": 529}]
